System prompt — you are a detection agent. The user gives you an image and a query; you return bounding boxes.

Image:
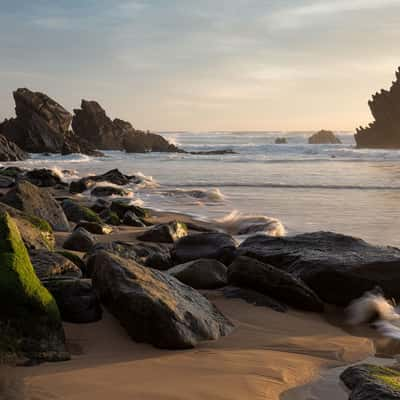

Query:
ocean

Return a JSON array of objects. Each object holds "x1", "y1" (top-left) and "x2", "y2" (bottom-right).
[{"x1": 6, "y1": 131, "x2": 400, "y2": 247}]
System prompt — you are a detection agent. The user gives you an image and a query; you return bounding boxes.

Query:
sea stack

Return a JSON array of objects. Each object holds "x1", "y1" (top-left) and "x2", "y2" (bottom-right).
[
  {"x1": 308, "y1": 130, "x2": 341, "y2": 144},
  {"x1": 355, "y1": 66, "x2": 400, "y2": 148}
]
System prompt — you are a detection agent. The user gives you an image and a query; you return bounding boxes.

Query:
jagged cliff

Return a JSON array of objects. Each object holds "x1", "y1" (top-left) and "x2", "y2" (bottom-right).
[{"x1": 355, "y1": 67, "x2": 400, "y2": 148}]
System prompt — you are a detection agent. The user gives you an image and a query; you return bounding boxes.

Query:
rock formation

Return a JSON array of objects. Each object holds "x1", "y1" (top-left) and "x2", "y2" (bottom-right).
[
  {"x1": 0, "y1": 135, "x2": 28, "y2": 161},
  {"x1": 308, "y1": 130, "x2": 341, "y2": 144},
  {"x1": 72, "y1": 100, "x2": 179, "y2": 152},
  {"x1": 355, "y1": 67, "x2": 400, "y2": 148}
]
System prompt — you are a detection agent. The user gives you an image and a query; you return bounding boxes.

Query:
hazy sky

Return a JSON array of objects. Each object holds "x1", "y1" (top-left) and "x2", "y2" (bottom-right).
[{"x1": 1, "y1": 0, "x2": 399, "y2": 131}]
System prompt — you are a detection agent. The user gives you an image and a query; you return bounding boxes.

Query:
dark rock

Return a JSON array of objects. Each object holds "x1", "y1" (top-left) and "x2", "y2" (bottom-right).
[
  {"x1": 188, "y1": 149, "x2": 237, "y2": 155},
  {"x1": 29, "y1": 250, "x2": 82, "y2": 281},
  {"x1": 91, "y1": 186, "x2": 129, "y2": 197},
  {"x1": 122, "y1": 211, "x2": 146, "y2": 227},
  {"x1": 173, "y1": 232, "x2": 237, "y2": 265},
  {"x1": 88, "y1": 250, "x2": 234, "y2": 349},
  {"x1": 275, "y1": 137, "x2": 287, "y2": 144},
  {"x1": 42, "y1": 278, "x2": 102, "y2": 323},
  {"x1": 99, "y1": 209, "x2": 120, "y2": 225},
  {"x1": 110, "y1": 199, "x2": 148, "y2": 219},
  {"x1": 308, "y1": 130, "x2": 341, "y2": 144},
  {"x1": 24, "y1": 169, "x2": 63, "y2": 187},
  {"x1": 56, "y1": 251, "x2": 87, "y2": 274},
  {"x1": 72, "y1": 100, "x2": 179, "y2": 152},
  {"x1": 341, "y1": 364, "x2": 400, "y2": 400},
  {"x1": 0, "y1": 175, "x2": 15, "y2": 188},
  {"x1": 0, "y1": 202, "x2": 55, "y2": 250},
  {"x1": 61, "y1": 131, "x2": 104, "y2": 157},
  {"x1": 221, "y1": 286, "x2": 288, "y2": 312},
  {"x1": 69, "y1": 178, "x2": 95, "y2": 194},
  {"x1": 356, "y1": 67, "x2": 400, "y2": 149},
  {"x1": 0, "y1": 166, "x2": 26, "y2": 178},
  {"x1": 168, "y1": 259, "x2": 228, "y2": 289},
  {"x1": 0, "y1": 135, "x2": 28, "y2": 161},
  {"x1": 228, "y1": 256, "x2": 324, "y2": 312},
  {"x1": 0, "y1": 212, "x2": 68, "y2": 360},
  {"x1": 137, "y1": 221, "x2": 188, "y2": 243},
  {"x1": 75, "y1": 221, "x2": 112, "y2": 235},
  {"x1": 91, "y1": 198, "x2": 111, "y2": 213},
  {"x1": 237, "y1": 232, "x2": 400, "y2": 306},
  {"x1": 0, "y1": 88, "x2": 72, "y2": 153},
  {"x1": 62, "y1": 199, "x2": 102, "y2": 223},
  {"x1": 87, "y1": 241, "x2": 172, "y2": 272},
  {"x1": 63, "y1": 227, "x2": 95, "y2": 252},
  {"x1": 1, "y1": 181, "x2": 70, "y2": 232}
]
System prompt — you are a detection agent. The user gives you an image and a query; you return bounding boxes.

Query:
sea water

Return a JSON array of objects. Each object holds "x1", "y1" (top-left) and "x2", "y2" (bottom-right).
[{"x1": 5, "y1": 131, "x2": 400, "y2": 247}]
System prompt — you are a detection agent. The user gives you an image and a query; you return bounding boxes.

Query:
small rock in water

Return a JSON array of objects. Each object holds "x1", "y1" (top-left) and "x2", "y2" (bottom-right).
[{"x1": 91, "y1": 186, "x2": 129, "y2": 197}]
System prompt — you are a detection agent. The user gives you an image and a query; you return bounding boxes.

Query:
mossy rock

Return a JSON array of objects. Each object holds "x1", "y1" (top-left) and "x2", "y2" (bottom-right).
[
  {"x1": 62, "y1": 199, "x2": 102, "y2": 224},
  {"x1": 56, "y1": 251, "x2": 86, "y2": 273},
  {"x1": 0, "y1": 212, "x2": 67, "y2": 360},
  {"x1": 341, "y1": 363, "x2": 400, "y2": 399},
  {"x1": 110, "y1": 200, "x2": 149, "y2": 219}
]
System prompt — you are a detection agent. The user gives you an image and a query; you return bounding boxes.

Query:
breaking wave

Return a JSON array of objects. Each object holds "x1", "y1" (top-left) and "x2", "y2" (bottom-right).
[{"x1": 163, "y1": 188, "x2": 225, "y2": 202}]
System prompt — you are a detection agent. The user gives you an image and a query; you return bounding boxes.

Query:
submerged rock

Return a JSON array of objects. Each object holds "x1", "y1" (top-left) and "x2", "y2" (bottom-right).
[
  {"x1": 0, "y1": 135, "x2": 28, "y2": 161},
  {"x1": 308, "y1": 130, "x2": 341, "y2": 144},
  {"x1": 43, "y1": 278, "x2": 102, "y2": 324},
  {"x1": 228, "y1": 256, "x2": 323, "y2": 312},
  {"x1": 238, "y1": 232, "x2": 400, "y2": 306},
  {"x1": 63, "y1": 227, "x2": 95, "y2": 252},
  {"x1": 341, "y1": 364, "x2": 400, "y2": 399},
  {"x1": 168, "y1": 259, "x2": 228, "y2": 289},
  {"x1": 0, "y1": 212, "x2": 67, "y2": 360},
  {"x1": 88, "y1": 251, "x2": 234, "y2": 349},
  {"x1": 356, "y1": 67, "x2": 400, "y2": 149},
  {"x1": 24, "y1": 169, "x2": 63, "y2": 187},
  {"x1": 1, "y1": 181, "x2": 70, "y2": 232},
  {"x1": 173, "y1": 232, "x2": 237, "y2": 265},
  {"x1": 137, "y1": 221, "x2": 188, "y2": 243}
]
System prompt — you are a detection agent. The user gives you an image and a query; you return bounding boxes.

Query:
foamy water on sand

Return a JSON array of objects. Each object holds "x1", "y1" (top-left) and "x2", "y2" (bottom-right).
[{"x1": 5, "y1": 131, "x2": 400, "y2": 246}]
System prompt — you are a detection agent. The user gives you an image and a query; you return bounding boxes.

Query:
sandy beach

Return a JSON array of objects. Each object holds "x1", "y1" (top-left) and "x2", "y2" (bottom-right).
[{"x1": 16, "y1": 293, "x2": 375, "y2": 400}]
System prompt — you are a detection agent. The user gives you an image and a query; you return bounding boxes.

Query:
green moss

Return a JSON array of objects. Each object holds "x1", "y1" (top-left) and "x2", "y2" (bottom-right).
[
  {"x1": 82, "y1": 207, "x2": 102, "y2": 223},
  {"x1": 107, "y1": 211, "x2": 120, "y2": 226},
  {"x1": 0, "y1": 212, "x2": 61, "y2": 329},
  {"x1": 367, "y1": 365, "x2": 400, "y2": 390},
  {"x1": 25, "y1": 215, "x2": 53, "y2": 233},
  {"x1": 56, "y1": 251, "x2": 86, "y2": 272}
]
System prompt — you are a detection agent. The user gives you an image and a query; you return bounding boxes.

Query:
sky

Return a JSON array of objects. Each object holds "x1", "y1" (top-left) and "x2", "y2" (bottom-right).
[{"x1": 0, "y1": 0, "x2": 399, "y2": 131}]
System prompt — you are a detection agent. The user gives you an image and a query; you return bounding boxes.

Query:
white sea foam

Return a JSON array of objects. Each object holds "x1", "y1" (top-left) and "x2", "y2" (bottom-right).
[
  {"x1": 347, "y1": 290, "x2": 400, "y2": 340},
  {"x1": 164, "y1": 188, "x2": 225, "y2": 202},
  {"x1": 215, "y1": 210, "x2": 286, "y2": 237}
]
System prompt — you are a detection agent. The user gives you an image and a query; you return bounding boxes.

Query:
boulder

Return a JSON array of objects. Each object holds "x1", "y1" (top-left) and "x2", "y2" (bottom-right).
[
  {"x1": 88, "y1": 251, "x2": 234, "y2": 349},
  {"x1": 24, "y1": 169, "x2": 63, "y2": 187},
  {"x1": 0, "y1": 175, "x2": 15, "y2": 188},
  {"x1": 62, "y1": 199, "x2": 102, "y2": 223},
  {"x1": 137, "y1": 221, "x2": 188, "y2": 243},
  {"x1": 91, "y1": 198, "x2": 111, "y2": 213},
  {"x1": 237, "y1": 232, "x2": 400, "y2": 306},
  {"x1": 308, "y1": 130, "x2": 341, "y2": 144},
  {"x1": 274, "y1": 137, "x2": 287, "y2": 144},
  {"x1": 72, "y1": 100, "x2": 179, "y2": 152},
  {"x1": 0, "y1": 203, "x2": 55, "y2": 250},
  {"x1": 173, "y1": 232, "x2": 237, "y2": 265},
  {"x1": 356, "y1": 67, "x2": 400, "y2": 149},
  {"x1": 221, "y1": 286, "x2": 288, "y2": 312},
  {"x1": 123, "y1": 211, "x2": 146, "y2": 227},
  {"x1": 0, "y1": 212, "x2": 67, "y2": 360},
  {"x1": 110, "y1": 199, "x2": 148, "y2": 219},
  {"x1": 43, "y1": 278, "x2": 102, "y2": 323},
  {"x1": 91, "y1": 186, "x2": 129, "y2": 197},
  {"x1": 29, "y1": 250, "x2": 82, "y2": 281},
  {"x1": 0, "y1": 135, "x2": 28, "y2": 161},
  {"x1": 99, "y1": 209, "x2": 120, "y2": 225},
  {"x1": 0, "y1": 166, "x2": 25, "y2": 178},
  {"x1": 69, "y1": 178, "x2": 95, "y2": 194},
  {"x1": 168, "y1": 259, "x2": 228, "y2": 289},
  {"x1": 228, "y1": 256, "x2": 324, "y2": 312},
  {"x1": 63, "y1": 227, "x2": 95, "y2": 252},
  {"x1": 341, "y1": 364, "x2": 400, "y2": 400},
  {"x1": 56, "y1": 251, "x2": 86, "y2": 274},
  {"x1": 1, "y1": 181, "x2": 70, "y2": 232},
  {"x1": 0, "y1": 88, "x2": 72, "y2": 153},
  {"x1": 75, "y1": 221, "x2": 112, "y2": 235},
  {"x1": 87, "y1": 241, "x2": 172, "y2": 273}
]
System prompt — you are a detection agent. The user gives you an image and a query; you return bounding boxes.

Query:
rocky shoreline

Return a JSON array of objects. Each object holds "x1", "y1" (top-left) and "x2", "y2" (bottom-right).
[{"x1": 0, "y1": 166, "x2": 399, "y2": 398}]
